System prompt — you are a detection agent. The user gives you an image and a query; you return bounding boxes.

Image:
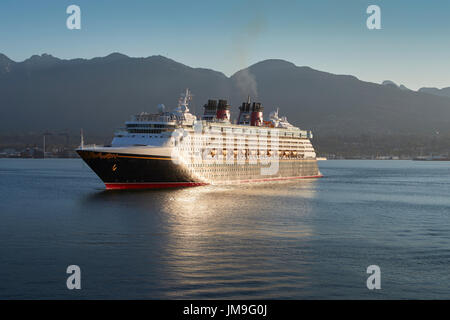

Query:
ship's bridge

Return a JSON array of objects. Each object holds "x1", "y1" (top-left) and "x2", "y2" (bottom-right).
[{"x1": 125, "y1": 121, "x2": 177, "y2": 134}]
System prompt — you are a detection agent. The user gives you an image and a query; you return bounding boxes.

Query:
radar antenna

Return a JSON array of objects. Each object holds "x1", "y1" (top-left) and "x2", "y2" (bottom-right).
[{"x1": 177, "y1": 88, "x2": 193, "y2": 113}]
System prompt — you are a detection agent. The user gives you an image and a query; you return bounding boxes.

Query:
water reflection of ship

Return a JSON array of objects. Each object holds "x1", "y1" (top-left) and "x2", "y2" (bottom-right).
[
  {"x1": 160, "y1": 182, "x2": 318, "y2": 298},
  {"x1": 83, "y1": 181, "x2": 319, "y2": 298}
]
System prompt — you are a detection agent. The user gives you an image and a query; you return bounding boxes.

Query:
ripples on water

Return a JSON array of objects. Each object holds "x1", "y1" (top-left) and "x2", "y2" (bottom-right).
[{"x1": 0, "y1": 159, "x2": 449, "y2": 299}]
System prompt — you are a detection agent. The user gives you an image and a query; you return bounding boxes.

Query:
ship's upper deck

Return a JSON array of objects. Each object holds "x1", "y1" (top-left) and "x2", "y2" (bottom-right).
[{"x1": 117, "y1": 89, "x2": 313, "y2": 140}]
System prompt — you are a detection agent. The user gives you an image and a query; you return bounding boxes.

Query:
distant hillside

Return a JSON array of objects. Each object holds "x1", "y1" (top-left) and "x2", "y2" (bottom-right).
[
  {"x1": 238, "y1": 62, "x2": 450, "y2": 135},
  {"x1": 0, "y1": 53, "x2": 231, "y2": 137},
  {"x1": 418, "y1": 87, "x2": 450, "y2": 98},
  {"x1": 381, "y1": 80, "x2": 411, "y2": 91},
  {"x1": 0, "y1": 54, "x2": 15, "y2": 74},
  {"x1": 1, "y1": 53, "x2": 450, "y2": 139}
]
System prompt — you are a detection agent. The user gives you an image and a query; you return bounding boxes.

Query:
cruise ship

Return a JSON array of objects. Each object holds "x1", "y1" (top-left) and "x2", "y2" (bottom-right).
[{"x1": 77, "y1": 89, "x2": 322, "y2": 189}]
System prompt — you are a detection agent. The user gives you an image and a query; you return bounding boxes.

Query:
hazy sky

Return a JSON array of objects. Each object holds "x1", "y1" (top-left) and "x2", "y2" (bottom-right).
[{"x1": 0, "y1": 0, "x2": 449, "y2": 90}]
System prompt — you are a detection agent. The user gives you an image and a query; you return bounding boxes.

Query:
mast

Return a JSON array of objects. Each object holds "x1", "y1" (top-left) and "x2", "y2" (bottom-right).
[
  {"x1": 80, "y1": 128, "x2": 84, "y2": 149},
  {"x1": 177, "y1": 88, "x2": 193, "y2": 113}
]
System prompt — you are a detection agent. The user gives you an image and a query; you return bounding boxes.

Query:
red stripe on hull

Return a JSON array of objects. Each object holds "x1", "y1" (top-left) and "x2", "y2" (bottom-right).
[
  {"x1": 104, "y1": 175, "x2": 323, "y2": 190},
  {"x1": 105, "y1": 182, "x2": 209, "y2": 190}
]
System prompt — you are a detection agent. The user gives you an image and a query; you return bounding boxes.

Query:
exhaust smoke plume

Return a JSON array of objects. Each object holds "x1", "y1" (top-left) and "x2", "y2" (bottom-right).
[
  {"x1": 234, "y1": 69, "x2": 258, "y2": 100},
  {"x1": 232, "y1": 11, "x2": 268, "y2": 100}
]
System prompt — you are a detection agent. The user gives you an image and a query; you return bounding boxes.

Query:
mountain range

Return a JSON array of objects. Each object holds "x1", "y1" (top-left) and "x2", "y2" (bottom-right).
[
  {"x1": 1, "y1": 53, "x2": 450, "y2": 141},
  {"x1": 418, "y1": 86, "x2": 450, "y2": 98},
  {"x1": 381, "y1": 80, "x2": 450, "y2": 98}
]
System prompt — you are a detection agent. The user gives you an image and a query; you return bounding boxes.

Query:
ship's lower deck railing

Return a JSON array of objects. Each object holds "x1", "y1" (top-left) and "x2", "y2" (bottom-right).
[{"x1": 78, "y1": 144, "x2": 102, "y2": 150}]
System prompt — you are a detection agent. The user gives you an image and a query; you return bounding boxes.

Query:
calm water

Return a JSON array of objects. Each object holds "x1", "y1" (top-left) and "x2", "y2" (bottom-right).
[{"x1": 0, "y1": 159, "x2": 449, "y2": 299}]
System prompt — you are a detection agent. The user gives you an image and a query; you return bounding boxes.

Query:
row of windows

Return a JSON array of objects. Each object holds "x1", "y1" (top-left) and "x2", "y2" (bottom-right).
[
  {"x1": 186, "y1": 162, "x2": 312, "y2": 167},
  {"x1": 127, "y1": 124, "x2": 175, "y2": 128},
  {"x1": 208, "y1": 125, "x2": 304, "y2": 135},
  {"x1": 209, "y1": 130, "x2": 305, "y2": 138},
  {"x1": 127, "y1": 129, "x2": 163, "y2": 134},
  {"x1": 184, "y1": 134, "x2": 310, "y2": 144},
  {"x1": 175, "y1": 144, "x2": 312, "y2": 151},
  {"x1": 179, "y1": 164, "x2": 316, "y2": 176},
  {"x1": 126, "y1": 123, "x2": 307, "y2": 137}
]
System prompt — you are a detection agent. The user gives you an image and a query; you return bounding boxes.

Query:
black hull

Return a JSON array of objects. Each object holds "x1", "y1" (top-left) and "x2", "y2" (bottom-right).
[{"x1": 77, "y1": 150, "x2": 322, "y2": 189}]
